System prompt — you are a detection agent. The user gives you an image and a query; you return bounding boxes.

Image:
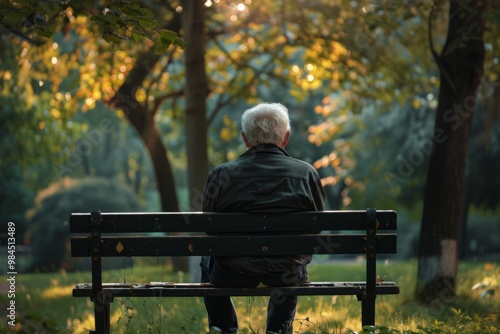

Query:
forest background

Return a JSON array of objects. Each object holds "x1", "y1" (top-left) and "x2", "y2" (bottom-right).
[{"x1": 0, "y1": 0, "x2": 499, "y2": 312}]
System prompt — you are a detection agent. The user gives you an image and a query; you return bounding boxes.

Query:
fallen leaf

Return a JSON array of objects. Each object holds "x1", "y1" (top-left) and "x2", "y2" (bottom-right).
[{"x1": 116, "y1": 242, "x2": 124, "y2": 254}]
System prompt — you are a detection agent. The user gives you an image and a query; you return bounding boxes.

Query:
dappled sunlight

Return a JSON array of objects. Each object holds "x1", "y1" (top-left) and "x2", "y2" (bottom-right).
[
  {"x1": 296, "y1": 295, "x2": 364, "y2": 332},
  {"x1": 234, "y1": 297, "x2": 268, "y2": 332},
  {"x1": 67, "y1": 302, "x2": 139, "y2": 334},
  {"x1": 41, "y1": 285, "x2": 73, "y2": 299},
  {"x1": 110, "y1": 305, "x2": 139, "y2": 333},
  {"x1": 230, "y1": 294, "x2": 371, "y2": 333},
  {"x1": 67, "y1": 311, "x2": 95, "y2": 334},
  {"x1": 308, "y1": 120, "x2": 339, "y2": 146}
]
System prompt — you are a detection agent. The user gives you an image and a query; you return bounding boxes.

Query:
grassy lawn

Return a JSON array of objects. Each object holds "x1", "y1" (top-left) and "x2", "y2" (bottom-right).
[{"x1": 1, "y1": 258, "x2": 498, "y2": 333}]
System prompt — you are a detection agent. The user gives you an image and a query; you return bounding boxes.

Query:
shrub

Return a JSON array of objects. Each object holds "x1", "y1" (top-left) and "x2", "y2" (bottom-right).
[{"x1": 26, "y1": 177, "x2": 143, "y2": 272}]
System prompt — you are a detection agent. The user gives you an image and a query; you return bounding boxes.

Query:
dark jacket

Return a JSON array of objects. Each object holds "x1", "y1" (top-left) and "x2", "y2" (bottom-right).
[{"x1": 202, "y1": 144, "x2": 326, "y2": 275}]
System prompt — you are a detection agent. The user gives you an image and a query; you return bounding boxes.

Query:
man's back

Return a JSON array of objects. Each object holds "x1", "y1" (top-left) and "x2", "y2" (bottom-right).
[
  {"x1": 202, "y1": 143, "x2": 325, "y2": 276},
  {"x1": 203, "y1": 144, "x2": 324, "y2": 213}
]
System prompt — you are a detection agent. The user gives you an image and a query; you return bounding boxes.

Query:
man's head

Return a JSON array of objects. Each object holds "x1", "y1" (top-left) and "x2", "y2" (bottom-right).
[{"x1": 241, "y1": 102, "x2": 291, "y2": 148}]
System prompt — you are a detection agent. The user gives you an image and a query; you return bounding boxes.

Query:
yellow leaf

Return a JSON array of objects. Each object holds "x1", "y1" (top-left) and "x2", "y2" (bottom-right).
[
  {"x1": 135, "y1": 88, "x2": 147, "y2": 103},
  {"x1": 223, "y1": 115, "x2": 232, "y2": 126},
  {"x1": 220, "y1": 128, "x2": 232, "y2": 142},
  {"x1": 50, "y1": 108, "x2": 61, "y2": 119},
  {"x1": 116, "y1": 242, "x2": 124, "y2": 254},
  {"x1": 485, "y1": 263, "x2": 494, "y2": 271},
  {"x1": 412, "y1": 98, "x2": 422, "y2": 109}
]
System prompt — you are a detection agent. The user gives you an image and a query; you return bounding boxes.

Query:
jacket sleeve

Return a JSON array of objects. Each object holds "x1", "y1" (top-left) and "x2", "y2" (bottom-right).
[{"x1": 202, "y1": 169, "x2": 219, "y2": 212}]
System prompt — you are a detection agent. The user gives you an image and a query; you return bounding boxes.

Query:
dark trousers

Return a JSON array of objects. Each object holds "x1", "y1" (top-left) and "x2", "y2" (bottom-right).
[{"x1": 200, "y1": 256, "x2": 306, "y2": 334}]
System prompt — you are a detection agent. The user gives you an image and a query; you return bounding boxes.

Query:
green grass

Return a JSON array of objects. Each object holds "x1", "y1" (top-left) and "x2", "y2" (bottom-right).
[{"x1": 1, "y1": 259, "x2": 498, "y2": 333}]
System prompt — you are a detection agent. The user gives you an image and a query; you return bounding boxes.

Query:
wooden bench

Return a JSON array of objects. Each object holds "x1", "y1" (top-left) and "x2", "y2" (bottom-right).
[{"x1": 70, "y1": 208, "x2": 399, "y2": 334}]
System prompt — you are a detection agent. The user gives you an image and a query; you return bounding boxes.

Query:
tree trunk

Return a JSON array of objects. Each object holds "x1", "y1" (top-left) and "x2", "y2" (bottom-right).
[
  {"x1": 458, "y1": 188, "x2": 470, "y2": 259},
  {"x1": 109, "y1": 51, "x2": 179, "y2": 212},
  {"x1": 182, "y1": 0, "x2": 209, "y2": 211},
  {"x1": 182, "y1": 0, "x2": 209, "y2": 280},
  {"x1": 140, "y1": 111, "x2": 180, "y2": 212},
  {"x1": 416, "y1": 0, "x2": 486, "y2": 304}
]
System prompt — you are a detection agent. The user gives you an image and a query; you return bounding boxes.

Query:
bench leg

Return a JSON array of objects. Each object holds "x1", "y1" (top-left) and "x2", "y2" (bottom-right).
[
  {"x1": 363, "y1": 208, "x2": 377, "y2": 327},
  {"x1": 94, "y1": 303, "x2": 111, "y2": 334},
  {"x1": 360, "y1": 295, "x2": 375, "y2": 327},
  {"x1": 91, "y1": 292, "x2": 112, "y2": 334}
]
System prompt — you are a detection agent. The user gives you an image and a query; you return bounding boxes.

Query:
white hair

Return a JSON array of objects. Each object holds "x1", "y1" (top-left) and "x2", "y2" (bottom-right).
[{"x1": 241, "y1": 102, "x2": 291, "y2": 146}]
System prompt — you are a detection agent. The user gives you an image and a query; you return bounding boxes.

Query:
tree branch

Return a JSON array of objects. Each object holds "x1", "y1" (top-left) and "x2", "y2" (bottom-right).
[
  {"x1": 152, "y1": 89, "x2": 185, "y2": 116},
  {"x1": 207, "y1": 39, "x2": 286, "y2": 125}
]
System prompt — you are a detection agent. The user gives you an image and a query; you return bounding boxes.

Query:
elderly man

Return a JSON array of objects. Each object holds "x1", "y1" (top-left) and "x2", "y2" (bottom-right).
[{"x1": 200, "y1": 102, "x2": 326, "y2": 334}]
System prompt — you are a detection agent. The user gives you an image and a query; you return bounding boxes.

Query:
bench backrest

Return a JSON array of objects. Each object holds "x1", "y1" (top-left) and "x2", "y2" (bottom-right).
[{"x1": 70, "y1": 210, "x2": 397, "y2": 258}]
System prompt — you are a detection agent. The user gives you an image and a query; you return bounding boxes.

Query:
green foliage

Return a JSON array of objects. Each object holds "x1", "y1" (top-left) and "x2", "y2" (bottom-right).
[
  {"x1": 0, "y1": 0, "x2": 184, "y2": 51},
  {"x1": 0, "y1": 166, "x2": 33, "y2": 244},
  {"x1": 0, "y1": 0, "x2": 55, "y2": 41},
  {"x1": 155, "y1": 29, "x2": 186, "y2": 54},
  {"x1": 0, "y1": 36, "x2": 73, "y2": 173},
  {"x1": 26, "y1": 176, "x2": 143, "y2": 272},
  {"x1": 0, "y1": 34, "x2": 77, "y2": 231},
  {"x1": 344, "y1": 309, "x2": 498, "y2": 333}
]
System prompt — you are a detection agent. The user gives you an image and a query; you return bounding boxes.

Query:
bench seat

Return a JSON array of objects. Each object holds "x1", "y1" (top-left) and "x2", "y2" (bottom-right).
[{"x1": 73, "y1": 281, "x2": 400, "y2": 298}]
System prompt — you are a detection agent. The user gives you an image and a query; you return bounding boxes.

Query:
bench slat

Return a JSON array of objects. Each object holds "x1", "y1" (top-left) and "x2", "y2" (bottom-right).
[
  {"x1": 72, "y1": 281, "x2": 400, "y2": 298},
  {"x1": 71, "y1": 234, "x2": 397, "y2": 257},
  {"x1": 69, "y1": 210, "x2": 397, "y2": 233}
]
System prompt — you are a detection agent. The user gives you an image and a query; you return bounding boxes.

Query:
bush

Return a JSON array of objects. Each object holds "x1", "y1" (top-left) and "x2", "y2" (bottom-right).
[{"x1": 26, "y1": 177, "x2": 143, "y2": 272}]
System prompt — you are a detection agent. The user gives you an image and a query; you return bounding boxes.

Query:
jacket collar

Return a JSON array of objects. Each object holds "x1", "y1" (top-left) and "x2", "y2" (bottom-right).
[{"x1": 240, "y1": 143, "x2": 291, "y2": 158}]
